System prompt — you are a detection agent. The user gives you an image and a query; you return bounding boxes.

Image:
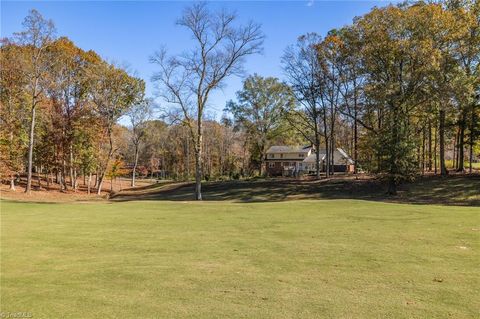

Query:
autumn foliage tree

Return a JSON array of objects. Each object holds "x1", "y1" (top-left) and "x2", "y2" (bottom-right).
[
  {"x1": 88, "y1": 62, "x2": 144, "y2": 194},
  {"x1": 13, "y1": 9, "x2": 56, "y2": 193},
  {"x1": 1, "y1": 10, "x2": 145, "y2": 195},
  {"x1": 1, "y1": 3, "x2": 479, "y2": 198}
]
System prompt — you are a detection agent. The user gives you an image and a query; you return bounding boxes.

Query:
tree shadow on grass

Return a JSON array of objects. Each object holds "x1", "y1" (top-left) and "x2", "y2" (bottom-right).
[
  {"x1": 396, "y1": 175, "x2": 480, "y2": 206},
  {"x1": 111, "y1": 174, "x2": 480, "y2": 206}
]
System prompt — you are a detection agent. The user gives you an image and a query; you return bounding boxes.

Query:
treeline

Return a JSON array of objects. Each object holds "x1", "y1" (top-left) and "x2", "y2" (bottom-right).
[
  {"x1": 128, "y1": 117, "x2": 301, "y2": 183},
  {"x1": 1, "y1": 1, "x2": 479, "y2": 197},
  {"x1": 0, "y1": 6, "x2": 287, "y2": 194},
  {"x1": 274, "y1": 0, "x2": 480, "y2": 193},
  {"x1": 129, "y1": 0, "x2": 480, "y2": 195},
  {"x1": 0, "y1": 10, "x2": 144, "y2": 194},
  {"x1": 227, "y1": 1, "x2": 479, "y2": 194},
  {"x1": 223, "y1": 1, "x2": 480, "y2": 194}
]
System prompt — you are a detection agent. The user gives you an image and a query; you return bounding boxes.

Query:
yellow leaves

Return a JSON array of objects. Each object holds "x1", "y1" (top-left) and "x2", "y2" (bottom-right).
[
  {"x1": 106, "y1": 158, "x2": 128, "y2": 178},
  {"x1": 323, "y1": 34, "x2": 342, "y2": 47}
]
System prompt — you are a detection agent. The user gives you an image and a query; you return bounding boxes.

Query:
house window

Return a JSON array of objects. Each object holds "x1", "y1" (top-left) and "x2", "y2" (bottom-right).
[
  {"x1": 280, "y1": 154, "x2": 284, "y2": 158},
  {"x1": 269, "y1": 154, "x2": 275, "y2": 159},
  {"x1": 299, "y1": 153, "x2": 305, "y2": 158},
  {"x1": 268, "y1": 162, "x2": 275, "y2": 168}
]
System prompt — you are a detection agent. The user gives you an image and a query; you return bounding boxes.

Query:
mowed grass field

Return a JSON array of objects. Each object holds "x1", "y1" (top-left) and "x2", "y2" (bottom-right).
[{"x1": 1, "y1": 199, "x2": 479, "y2": 318}]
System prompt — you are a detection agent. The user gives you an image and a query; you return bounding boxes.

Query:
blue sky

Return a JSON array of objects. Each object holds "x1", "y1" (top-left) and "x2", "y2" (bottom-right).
[{"x1": 2, "y1": 1, "x2": 393, "y2": 118}]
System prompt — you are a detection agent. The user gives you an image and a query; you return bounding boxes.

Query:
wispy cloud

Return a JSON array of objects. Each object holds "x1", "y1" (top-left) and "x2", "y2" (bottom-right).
[{"x1": 306, "y1": 0, "x2": 315, "y2": 7}]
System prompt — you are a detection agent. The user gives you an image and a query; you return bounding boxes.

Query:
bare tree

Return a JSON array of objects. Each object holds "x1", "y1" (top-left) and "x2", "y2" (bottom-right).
[
  {"x1": 282, "y1": 33, "x2": 324, "y2": 179},
  {"x1": 126, "y1": 98, "x2": 153, "y2": 187},
  {"x1": 14, "y1": 10, "x2": 56, "y2": 193},
  {"x1": 151, "y1": 3, "x2": 264, "y2": 200},
  {"x1": 317, "y1": 34, "x2": 348, "y2": 177},
  {"x1": 335, "y1": 26, "x2": 366, "y2": 175}
]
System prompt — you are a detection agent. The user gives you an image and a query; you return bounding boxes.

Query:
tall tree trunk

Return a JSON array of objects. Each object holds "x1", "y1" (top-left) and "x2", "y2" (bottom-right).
[
  {"x1": 97, "y1": 170, "x2": 107, "y2": 195},
  {"x1": 73, "y1": 168, "x2": 77, "y2": 192},
  {"x1": 385, "y1": 102, "x2": 402, "y2": 195},
  {"x1": 323, "y1": 107, "x2": 330, "y2": 177},
  {"x1": 194, "y1": 121, "x2": 203, "y2": 200},
  {"x1": 457, "y1": 112, "x2": 466, "y2": 172},
  {"x1": 330, "y1": 112, "x2": 335, "y2": 176},
  {"x1": 422, "y1": 127, "x2": 426, "y2": 175},
  {"x1": 162, "y1": 156, "x2": 165, "y2": 179},
  {"x1": 87, "y1": 173, "x2": 92, "y2": 194},
  {"x1": 453, "y1": 128, "x2": 459, "y2": 169},
  {"x1": 387, "y1": 108, "x2": 399, "y2": 196},
  {"x1": 259, "y1": 135, "x2": 267, "y2": 176},
  {"x1": 97, "y1": 131, "x2": 114, "y2": 195},
  {"x1": 325, "y1": 136, "x2": 330, "y2": 178},
  {"x1": 53, "y1": 146, "x2": 58, "y2": 184},
  {"x1": 331, "y1": 135, "x2": 335, "y2": 175},
  {"x1": 352, "y1": 84, "x2": 359, "y2": 175},
  {"x1": 439, "y1": 109, "x2": 447, "y2": 176},
  {"x1": 428, "y1": 121, "x2": 432, "y2": 171},
  {"x1": 434, "y1": 120, "x2": 438, "y2": 175},
  {"x1": 61, "y1": 157, "x2": 68, "y2": 191},
  {"x1": 25, "y1": 106, "x2": 36, "y2": 194},
  {"x1": 60, "y1": 169, "x2": 65, "y2": 191},
  {"x1": 131, "y1": 143, "x2": 139, "y2": 187},
  {"x1": 194, "y1": 149, "x2": 202, "y2": 200},
  {"x1": 186, "y1": 135, "x2": 190, "y2": 179},
  {"x1": 315, "y1": 136, "x2": 321, "y2": 179},
  {"x1": 387, "y1": 176, "x2": 397, "y2": 195},
  {"x1": 353, "y1": 116, "x2": 358, "y2": 175},
  {"x1": 10, "y1": 176, "x2": 16, "y2": 191},
  {"x1": 260, "y1": 150, "x2": 267, "y2": 177},
  {"x1": 469, "y1": 108, "x2": 474, "y2": 173},
  {"x1": 469, "y1": 141, "x2": 473, "y2": 173},
  {"x1": 8, "y1": 130, "x2": 16, "y2": 191},
  {"x1": 69, "y1": 146, "x2": 75, "y2": 188}
]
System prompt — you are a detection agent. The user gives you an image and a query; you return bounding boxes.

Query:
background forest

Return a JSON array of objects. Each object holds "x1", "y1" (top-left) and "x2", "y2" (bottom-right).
[{"x1": 1, "y1": 0, "x2": 479, "y2": 197}]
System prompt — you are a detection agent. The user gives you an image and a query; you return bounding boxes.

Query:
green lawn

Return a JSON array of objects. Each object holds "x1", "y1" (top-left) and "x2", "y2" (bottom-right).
[{"x1": 1, "y1": 199, "x2": 479, "y2": 318}]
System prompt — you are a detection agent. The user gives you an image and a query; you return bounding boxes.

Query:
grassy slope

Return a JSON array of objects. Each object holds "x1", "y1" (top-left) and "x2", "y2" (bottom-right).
[
  {"x1": 112, "y1": 175, "x2": 480, "y2": 206},
  {"x1": 2, "y1": 200, "x2": 479, "y2": 318}
]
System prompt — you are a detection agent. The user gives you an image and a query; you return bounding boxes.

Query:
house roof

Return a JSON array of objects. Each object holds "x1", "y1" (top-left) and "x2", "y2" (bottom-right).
[
  {"x1": 337, "y1": 148, "x2": 354, "y2": 164},
  {"x1": 265, "y1": 145, "x2": 354, "y2": 165},
  {"x1": 302, "y1": 148, "x2": 354, "y2": 164},
  {"x1": 266, "y1": 145, "x2": 311, "y2": 154}
]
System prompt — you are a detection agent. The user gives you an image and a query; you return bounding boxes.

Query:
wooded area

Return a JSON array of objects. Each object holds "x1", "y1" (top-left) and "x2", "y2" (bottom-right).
[{"x1": 1, "y1": 1, "x2": 479, "y2": 198}]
